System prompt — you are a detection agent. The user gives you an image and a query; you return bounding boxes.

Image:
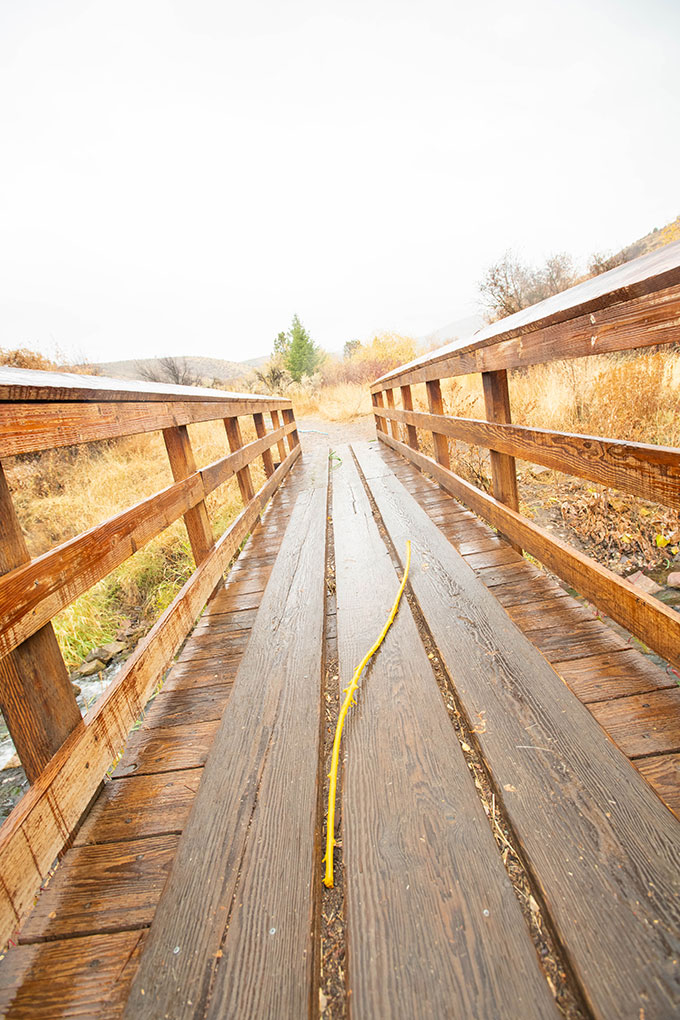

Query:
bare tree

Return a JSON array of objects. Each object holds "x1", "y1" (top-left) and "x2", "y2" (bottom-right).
[
  {"x1": 478, "y1": 251, "x2": 576, "y2": 323},
  {"x1": 135, "y1": 356, "x2": 200, "y2": 386}
]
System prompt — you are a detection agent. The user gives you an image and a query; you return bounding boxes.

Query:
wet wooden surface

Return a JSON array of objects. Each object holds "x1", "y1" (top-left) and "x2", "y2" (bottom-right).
[{"x1": 1, "y1": 438, "x2": 678, "y2": 1018}]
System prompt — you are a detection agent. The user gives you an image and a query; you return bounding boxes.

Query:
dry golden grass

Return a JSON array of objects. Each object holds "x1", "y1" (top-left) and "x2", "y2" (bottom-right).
[
  {"x1": 292, "y1": 383, "x2": 373, "y2": 422},
  {"x1": 5, "y1": 418, "x2": 263, "y2": 668}
]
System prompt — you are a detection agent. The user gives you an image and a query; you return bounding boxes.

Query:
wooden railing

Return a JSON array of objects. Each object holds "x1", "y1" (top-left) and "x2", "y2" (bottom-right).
[
  {"x1": 0, "y1": 368, "x2": 300, "y2": 942},
  {"x1": 371, "y1": 241, "x2": 680, "y2": 672}
]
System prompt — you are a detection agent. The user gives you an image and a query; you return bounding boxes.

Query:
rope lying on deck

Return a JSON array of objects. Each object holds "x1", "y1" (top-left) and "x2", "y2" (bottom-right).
[{"x1": 323, "y1": 540, "x2": 412, "y2": 888}]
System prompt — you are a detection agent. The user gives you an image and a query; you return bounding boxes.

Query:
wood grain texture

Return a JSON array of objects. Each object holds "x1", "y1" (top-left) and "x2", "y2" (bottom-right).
[
  {"x1": 0, "y1": 446, "x2": 301, "y2": 951},
  {"x1": 112, "y1": 720, "x2": 220, "y2": 778},
  {"x1": 355, "y1": 442, "x2": 680, "y2": 1019},
  {"x1": 377, "y1": 431, "x2": 680, "y2": 670},
  {"x1": 636, "y1": 754, "x2": 680, "y2": 819},
  {"x1": 333, "y1": 450, "x2": 557, "y2": 1019},
  {"x1": 589, "y1": 688, "x2": 680, "y2": 758},
  {"x1": 399, "y1": 385, "x2": 419, "y2": 452},
  {"x1": 372, "y1": 243, "x2": 680, "y2": 389},
  {"x1": 0, "y1": 398, "x2": 294, "y2": 457},
  {"x1": 124, "y1": 458, "x2": 327, "y2": 1019},
  {"x1": 73, "y1": 770, "x2": 203, "y2": 847},
  {"x1": 0, "y1": 929, "x2": 146, "y2": 1019},
  {"x1": 224, "y1": 416, "x2": 255, "y2": 506},
  {"x1": 269, "y1": 409, "x2": 288, "y2": 462},
  {"x1": 552, "y1": 648, "x2": 678, "y2": 703},
  {"x1": 371, "y1": 391, "x2": 387, "y2": 434},
  {"x1": 481, "y1": 370, "x2": 520, "y2": 531},
  {"x1": 252, "y1": 412, "x2": 275, "y2": 478},
  {"x1": 18, "y1": 835, "x2": 179, "y2": 943},
  {"x1": 377, "y1": 406, "x2": 680, "y2": 508},
  {"x1": 0, "y1": 464, "x2": 80, "y2": 782},
  {"x1": 282, "y1": 406, "x2": 300, "y2": 450},
  {"x1": 384, "y1": 387, "x2": 400, "y2": 440},
  {"x1": 425, "y1": 378, "x2": 450, "y2": 471},
  {"x1": 163, "y1": 425, "x2": 214, "y2": 565}
]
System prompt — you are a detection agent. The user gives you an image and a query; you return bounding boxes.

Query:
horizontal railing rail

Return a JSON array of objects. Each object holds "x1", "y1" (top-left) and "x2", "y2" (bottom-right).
[
  {"x1": 370, "y1": 241, "x2": 680, "y2": 674},
  {"x1": 0, "y1": 368, "x2": 301, "y2": 945}
]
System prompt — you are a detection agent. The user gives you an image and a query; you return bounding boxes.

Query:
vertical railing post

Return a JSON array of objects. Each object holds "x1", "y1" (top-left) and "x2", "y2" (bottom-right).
[
  {"x1": 163, "y1": 425, "x2": 215, "y2": 565},
  {"x1": 400, "y1": 384, "x2": 419, "y2": 453},
  {"x1": 482, "y1": 369, "x2": 521, "y2": 552},
  {"x1": 384, "y1": 388, "x2": 400, "y2": 441},
  {"x1": 223, "y1": 416, "x2": 256, "y2": 506},
  {"x1": 281, "y1": 407, "x2": 300, "y2": 452},
  {"x1": 0, "y1": 463, "x2": 81, "y2": 782},
  {"x1": 426, "y1": 379, "x2": 450, "y2": 470},
  {"x1": 270, "y1": 410, "x2": 288, "y2": 464},
  {"x1": 252, "y1": 412, "x2": 275, "y2": 479},
  {"x1": 372, "y1": 391, "x2": 387, "y2": 434}
]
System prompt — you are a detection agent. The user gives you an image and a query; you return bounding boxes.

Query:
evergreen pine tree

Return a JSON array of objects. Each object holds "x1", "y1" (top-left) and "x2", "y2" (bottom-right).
[{"x1": 284, "y1": 315, "x2": 322, "y2": 381}]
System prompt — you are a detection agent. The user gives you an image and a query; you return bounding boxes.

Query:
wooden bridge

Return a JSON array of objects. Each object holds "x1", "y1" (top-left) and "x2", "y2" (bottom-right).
[{"x1": 0, "y1": 243, "x2": 679, "y2": 1018}]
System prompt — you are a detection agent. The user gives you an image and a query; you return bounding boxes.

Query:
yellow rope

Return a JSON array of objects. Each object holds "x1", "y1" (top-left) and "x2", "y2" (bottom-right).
[{"x1": 323, "y1": 540, "x2": 411, "y2": 888}]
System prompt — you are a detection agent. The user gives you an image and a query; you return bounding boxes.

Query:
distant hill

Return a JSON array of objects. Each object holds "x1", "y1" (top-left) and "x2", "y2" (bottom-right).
[{"x1": 89, "y1": 355, "x2": 258, "y2": 387}]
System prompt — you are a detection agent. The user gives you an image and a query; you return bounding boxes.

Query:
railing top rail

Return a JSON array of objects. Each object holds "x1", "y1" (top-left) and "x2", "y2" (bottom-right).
[
  {"x1": 372, "y1": 239, "x2": 680, "y2": 390},
  {"x1": 0, "y1": 367, "x2": 290, "y2": 405}
]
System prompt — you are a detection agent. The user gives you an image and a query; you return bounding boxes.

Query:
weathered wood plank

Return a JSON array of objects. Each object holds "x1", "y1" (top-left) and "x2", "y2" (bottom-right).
[
  {"x1": 355, "y1": 443, "x2": 680, "y2": 1019},
  {"x1": 0, "y1": 929, "x2": 146, "y2": 1019},
  {"x1": 0, "y1": 399, "x2": 294, "y2": 457},
  {"x1": 124, "y1": 463, "x2": 327, "y2": 1019},
  {"x1": 18, "y1": 835, "x2": 179, "y2": 943},
  {"x1": 73, "y1": 770, "x2": 203, "y2": 847},
  {"x1": 163, "y1": 425, "x2": 214, "y2": 565},
  {"x1": 481, "y1": 371, "x2": 520, "y2": 548},
  {"x1": 377, "y1": 431, "x2": 680, "y2": 670},
  {"x1": 553, "y1": 649, "x2": 678, "y2": 703},
  {"x1": 636, "y1": 754, "x2": 680, "y2": 818},
  {"x1": 0, "y1": 446, "x2": 301, "y2": 950},
  {"x1": 0, "y1": 464, "x2": 81, "y2": 782},
  {"x1": 425, "y1": 378, "x2": 450, "y2": 470},
  {"x1": 252, "y1": 413, "x2": 275, "y2": 478},
  {"x1": 269, "y1": 409, "x2": 289, "y2": 462},
  {"x1": 332, "y1": 450, "x2": 556, "y2": 1019},
  {"x1": 224, "y1": 416, "x2": 255, "y2": 505},
  {"x1": 378, "y1": 407, "x2": 680, "y2": 508},
  {"x1": 589, "y1": 688, "x2": 680, "y2": 758},
  {"x1": 112, "y1": 720, "x2": 220, "y2": 778},
  {"x1": 399, "y1": 384, "x2": 419, "y2": 452}
]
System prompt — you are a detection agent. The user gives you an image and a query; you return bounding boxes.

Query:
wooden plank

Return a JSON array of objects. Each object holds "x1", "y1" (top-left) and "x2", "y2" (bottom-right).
[
  {"x1": 0, "y1": 446, "x2": 301, "y2": 950},
  {"x1": 124, "y1": 466, "x2": 328, "y2": 1019},
  {"x1": 425, "y1": 378, "x2": 450, "y2": 470},
  {"x1": 636, "y1": 754, "x2": 680, "y2": 818},
  {"x1": 0, "y1": 929, "x2": 146, "y2": 1019},
  {"x1": 163, "y1": 426, "x2": 214, "y2": 566},
  {"x1": 142, "y1": 685, "x2": 232, "y2": 729},
  {"x1": 481, "y1": 370, "x2": 520, "y2": 529},
  {"x1": 112, "y1": 720, "x2": 220, "y2": 778},
  {"x1": 553, "y1": 649, "x2": 677, "y2": 703},
  {"x1": 0, "y1": 398, "x2": 294, "y2": 457},
  {"x1": 371, "y1": 391, "x2": 387, "y2": 434},
  {"x1": 384, "y1": 387, "x2": 400, "y2": 440},
  {"x1": 269, "y1": 409, "x2": 288, "y2": 462},
  {"x1": 18, "y1": 834, "x2": 179, "y2": 943},
  {"x1": 379, "y1": 406, "x2": 680, "y2": 508},
  {"x1": 200, "y1": 422, "x2": 294, "y2": 494},
  {"x1": 252, "y1": 413, "x2": 275, "y2": 478},
  {"x1": 332, "y1": 450, "x2": 556, "y2": 1019},
  {"x1": 355, "y1": 443, "x2": 680, "y2": 1019},
  {"x1": 0, "y1": 463, "x2": 81, "y2": 783},
  {"x1": 589, "y1": 688, "x2": 680, "y2": 758},
  {"x1": 73, "y1": 770, "x2": 203, "y2": 847},
  {"x1": 372, "y1": 243, "x2": 680, "y2": 389},
  {"x1": 399, "y1": 384, "x2": 419, "y2": 452},
  {"x1": 377, "y1": 431, "x2": 680, "y2": 670},
  {"x1": 224, "y1": 416, "x2": 255, "y2": 505},
  {"x1": 282, "y1": 406, "x2": 300, "y2": 449}
]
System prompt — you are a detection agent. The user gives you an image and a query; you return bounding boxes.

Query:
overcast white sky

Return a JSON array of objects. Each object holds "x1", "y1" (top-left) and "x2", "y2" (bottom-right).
[{"x1": 0, "y1": 0, "x2": 678, "y2": 364}]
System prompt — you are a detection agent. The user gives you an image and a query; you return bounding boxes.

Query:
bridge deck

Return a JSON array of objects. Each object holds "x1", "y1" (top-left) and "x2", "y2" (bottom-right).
[{"x1": 0, "y1": 441, "x2": 678, "y2": 1018}]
